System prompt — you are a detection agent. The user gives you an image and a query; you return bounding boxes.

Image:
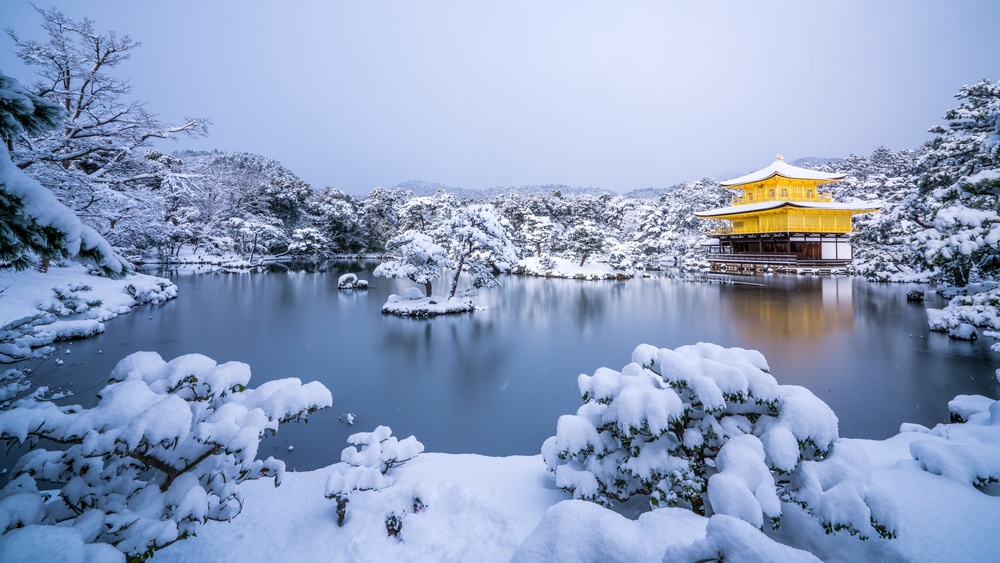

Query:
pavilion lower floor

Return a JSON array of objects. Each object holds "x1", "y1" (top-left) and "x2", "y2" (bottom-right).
[{"x1": 704, "y1": 232, "x2": 854, "y2": 272}]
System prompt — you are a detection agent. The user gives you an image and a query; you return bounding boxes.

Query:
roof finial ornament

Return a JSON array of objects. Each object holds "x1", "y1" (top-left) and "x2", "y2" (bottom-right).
[{"x1": 776, "y1": 153, "x2": 784, "y2": 161}]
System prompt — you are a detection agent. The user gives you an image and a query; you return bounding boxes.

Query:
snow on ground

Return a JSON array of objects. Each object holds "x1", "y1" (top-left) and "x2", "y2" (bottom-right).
[
  {"x1": 155, "y1": 401, "x2": 1000, "y2": 563},
  {"x1": 1, "y1": 266, "x2": 997, "y2": 561},
  {"x1": 161, "y1": 453, "x2": 565, "y2": 563},
  {"x1": 926, "y1": 283, "x2": 1000, "y2": 346},
  {"x1": 516, "y1": 256, "x2": 632, "y2": 280},
  {"x1": 0, "y1": 264, "x2": 176, "y2": 360},
  {"x1": 381, "y1": 288, "x2": 474, "y2": 317}
]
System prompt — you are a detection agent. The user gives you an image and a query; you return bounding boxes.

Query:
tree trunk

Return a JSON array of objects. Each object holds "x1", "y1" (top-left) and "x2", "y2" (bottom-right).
[
  {"x1": 38, "y1": 257, "x2": 50, "y2": 273},
  {"x1": 535, "y1": 242, "x2": 542, "y2": 257},
  {"x1": 953, "y1": 265, "x2": 970, "y2": 287},
  {"x1": 248, "y1": 232, "x2": 258, "y2": 263},
  {"x1": 449, "y1": 256, "x2": 466, "y2": 300},
  {"x1": 579, "y1": 253, "x2": 589, "y2": 267},
  {"x1": 423, "y1": 282, "x2": 432, "y2": 297}
]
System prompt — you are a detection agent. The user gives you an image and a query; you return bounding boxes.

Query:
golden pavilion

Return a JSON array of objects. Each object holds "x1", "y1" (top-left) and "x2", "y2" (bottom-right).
[{"x1": 695, "y1": 156, "x2": 879, "y2": 272}]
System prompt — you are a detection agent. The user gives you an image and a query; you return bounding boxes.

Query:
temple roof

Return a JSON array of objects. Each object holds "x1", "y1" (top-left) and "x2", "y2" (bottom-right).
[
  {"x1": 720, "y1": 159, "x2": 847, "y2": 187},
  {"x1": 694, "y1": 200, "x2": 880, "y2": 218}
]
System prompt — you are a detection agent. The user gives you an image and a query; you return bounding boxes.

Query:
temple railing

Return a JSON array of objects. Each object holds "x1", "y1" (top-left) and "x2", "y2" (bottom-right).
[
  {"x1": 707, "y1": 225, "x2": 854, "y2": 236},
  {"x1": 729, "y1": 192, "x2": 834, "y2": 205}
]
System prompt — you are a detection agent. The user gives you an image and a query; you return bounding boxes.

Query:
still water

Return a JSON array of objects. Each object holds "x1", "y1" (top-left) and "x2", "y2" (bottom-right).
[{"x1": 27, "y1": 264, "x2": 1000, "y2": 471}]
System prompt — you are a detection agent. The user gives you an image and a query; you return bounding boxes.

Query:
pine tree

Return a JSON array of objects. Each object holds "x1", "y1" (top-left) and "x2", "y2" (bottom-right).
[
  {"x1": 911, "y1": 79, "x2": 1000, "y2": 286},
  {"x1": 0, "y1": 70, "x2": 126, "y2": 276}
]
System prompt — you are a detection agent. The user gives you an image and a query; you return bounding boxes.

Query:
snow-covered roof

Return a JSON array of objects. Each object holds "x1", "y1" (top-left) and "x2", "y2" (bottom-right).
[
  {"x1": 695, "y1": 200, "x2": 880, "y2": 218},
  {"x1": 720, "y1": 159, "x2": 847, "y2": 187}
]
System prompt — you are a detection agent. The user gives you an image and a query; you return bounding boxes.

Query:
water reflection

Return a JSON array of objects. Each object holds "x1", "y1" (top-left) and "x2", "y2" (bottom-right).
[
  {"x1": 6, "y1": 267, "x2": 997, "y2": 473},
  {"x1": 723, "y1": 277, "x2": 855, "y2": 343}
]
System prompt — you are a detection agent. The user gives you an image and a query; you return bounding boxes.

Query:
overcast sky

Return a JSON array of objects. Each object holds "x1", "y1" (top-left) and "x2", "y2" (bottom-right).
[{"x1": 3, "y1": 1, "x2": 1000, "y2": 196}]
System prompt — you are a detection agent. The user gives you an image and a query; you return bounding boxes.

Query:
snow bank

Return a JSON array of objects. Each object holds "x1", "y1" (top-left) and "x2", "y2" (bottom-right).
[
  {"x1": 0, "y1": 525, "x2": 123, "y2": 563},
  {"x1": 154, "y1": 392, "x2": 1000, "y2": 563},
  {"x1": 927, "y1": 285, "x2": 1000, "y2": 345},
  {"x1": 161, "y1": 454, "x2": 565, "y2": 563},
  {"x1": 516, "y1": 256, "x2": 633, "y2": 280},
  {"x1": 512, "y1": 501, "x2": 707, "y2": 562},
  {"x1": 381, "y1": 291, "x2": 474, "y2": 317},
  {"x1": 0, "y1": 265, "x2": 176, "y2": 361},
  {"x1": 662, "y1": 514, "x2": 821, "y2": 562}
]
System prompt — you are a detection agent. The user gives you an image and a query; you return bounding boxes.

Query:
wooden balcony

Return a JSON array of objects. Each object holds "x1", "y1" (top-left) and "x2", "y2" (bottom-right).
[
  {"x1": 730, "y1": 191, "x2": 834, "y2": 205},
  {"x1": 707, "y1": 224, "x2": 855, "y2": 236}
]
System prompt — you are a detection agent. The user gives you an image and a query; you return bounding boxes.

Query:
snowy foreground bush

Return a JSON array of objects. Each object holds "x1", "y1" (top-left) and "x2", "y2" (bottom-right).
[
  {"x1": 325, "y1": 426, "x2": 424, "y2": 530},
  {"x1": 542, "y1": 342, "x2": 896, "y2": 540},
  {"x1": 0, "y1": 351, "x2": 331, "y2": 561},
  {"x1": 926, "y1": 284, "x2": 1000, "y2": 345}
]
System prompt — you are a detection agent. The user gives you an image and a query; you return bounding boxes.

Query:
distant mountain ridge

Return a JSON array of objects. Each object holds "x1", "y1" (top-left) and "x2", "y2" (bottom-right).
[
  {"x1": 788, "y1": 156, "x2": 845, "y2": 168},
  {"x1": 393, "y1": 180, "x2": 615, "y2": 201}
]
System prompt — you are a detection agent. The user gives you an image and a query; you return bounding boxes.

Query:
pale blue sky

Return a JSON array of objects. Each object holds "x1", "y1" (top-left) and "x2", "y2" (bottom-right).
[{"x1": 3, "y1": 1, "x2": 999, "y2": 195}]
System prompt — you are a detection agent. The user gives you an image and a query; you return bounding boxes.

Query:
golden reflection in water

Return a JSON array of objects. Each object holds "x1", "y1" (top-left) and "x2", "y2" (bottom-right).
[{"x1": 726, "y1": 277, "x2": 855, "y2": 342}]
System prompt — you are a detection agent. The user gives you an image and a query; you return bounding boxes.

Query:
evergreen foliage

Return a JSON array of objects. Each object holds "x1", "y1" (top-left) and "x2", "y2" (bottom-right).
[{"x1": 542, "y1": 343, "x2": 895, "y2": 540}]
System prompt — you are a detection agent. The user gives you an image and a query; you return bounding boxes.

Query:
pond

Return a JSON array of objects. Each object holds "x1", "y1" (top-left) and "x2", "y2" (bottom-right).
[{"x1": 13, "y1": 264, "x2": 999, "y2": 472}]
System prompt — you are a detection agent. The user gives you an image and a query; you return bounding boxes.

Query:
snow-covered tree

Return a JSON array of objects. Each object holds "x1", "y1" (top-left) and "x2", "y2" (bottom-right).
[
  {"x1": 0, "y1": 69, "x2": 126, "y2": 277},
  {"x1": 286, "y1": 227, "x2": 331, "y2": 257},
  {"x1": 358, "y1": 187, "x2": 408, "y2": 252},
  {"x1": 6, "y1": 6, "x2": 208, "y2": 240},
  {"x1": 441, "y1": 204, "x2": 518, "y2": 299},
  {"x1": 0, "y1": 351, "x2": 331, "y2": 560},
  {"x1": 907, "y1": 80, "x2": 1000, "y2": 286},
  {"x1": 374, "y1": 231, "x2": 453, "y2": 297},
  {"x1": 0, "y1": 69, "x2": 62, "y2": 148},
  {"x1": 542, "y1": 343, "x2": 895, "y2": 540},
  {"x1": 518, "y1": 214, "x2": 558, "y2": 257},
  {"x1": 565, "y1": 222, "x2": 607, "y2": 267},
  {"x1": 308, "y1": 188, "x2": 364, "y2": 254},
  {"x1": 397, "y1": 191, "x2": 457, "y2": 235},
  {"x1": 324, "y1": 426, "x2": 424, "y2": 527},
  {"x1": 158, "y1": 151, "x2": 315, "y2": 258}
]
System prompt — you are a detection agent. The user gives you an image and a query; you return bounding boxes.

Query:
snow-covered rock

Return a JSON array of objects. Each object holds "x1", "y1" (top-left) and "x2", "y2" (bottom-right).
[{"x1": 337, "y1": 273, "x2": 369, "y2": 290}]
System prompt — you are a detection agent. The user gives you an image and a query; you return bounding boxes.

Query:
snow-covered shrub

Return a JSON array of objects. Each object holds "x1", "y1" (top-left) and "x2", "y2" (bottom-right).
[
  {"x1": 541, "y1": 342, "x2": 894, "y2": 539},
  {"x1": 385, "y1": 511, "x2": 404, "y2": 538},
  {"x1": 927, "y1": 286, "x2": 1000, "y2": 346},
  {"x1": 0, "y1": 368, "x2": 30, "y2": 406},
  {"x1": 287, "y1": 227, "x2": 330, "y2": 257},
  {"x1": 124, "y1": 277, "x2": 177, "y2": 305},
  {"x1": 607, "y1": 243, "x2": 637, "y2": 271},
  {"x1": 325, "y1": 425, "x2": 424, "y2": 526},
  {"x1": 0, "y1": 313, "x2": 55, "y2": 363},
  {"x1": 538, "y1": 254, "x2": 557, "y2": 272},
  {"x1": 38, "y1": 283, "x2": 102, "y2": 316},
  {"x1": 909, "y1": 394, "x2": 1000, "y2": 493},
  {"x1": 0, "y1": 351, "x2": 332, "y2": 560}
]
